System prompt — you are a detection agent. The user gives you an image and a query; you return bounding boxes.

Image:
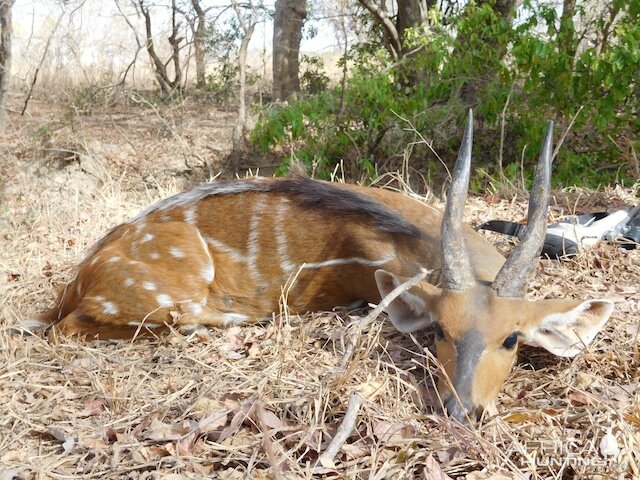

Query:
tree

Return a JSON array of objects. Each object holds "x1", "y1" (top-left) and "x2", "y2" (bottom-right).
[
  {"x1": 186, "y1": 0, "x2": 213, "y2": 89},
  {"x1": 358, "y1": 0, "x2": 431, "y2": 60},
  {"x1": 231, "y1": 0, "x2": 260, "y2": 154},
  {"x1": 272, "y1": 0, "x2": 306, "y2": 101},
  {"x1": 136, "y1": 0, "x2": 184, "y2": 96},
  {"x1": 0, "y1": 0, "x2": 12, "y2": 130}
]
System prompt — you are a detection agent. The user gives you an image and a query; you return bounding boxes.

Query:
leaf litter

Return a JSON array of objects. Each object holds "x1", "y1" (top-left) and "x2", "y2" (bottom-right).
[{"x1": 1, "y1": 104, "x2": 639, "y2": 479}]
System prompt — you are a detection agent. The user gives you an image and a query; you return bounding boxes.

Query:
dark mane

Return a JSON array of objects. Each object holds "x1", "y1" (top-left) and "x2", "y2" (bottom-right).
[{"x1": 268, "y1": 176, "x2": 423, "y2": 239}]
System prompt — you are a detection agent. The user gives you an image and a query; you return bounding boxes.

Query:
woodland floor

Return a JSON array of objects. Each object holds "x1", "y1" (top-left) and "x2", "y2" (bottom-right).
[{"x1": 0, "y1": 92, "x2": 639, "y2": 479}]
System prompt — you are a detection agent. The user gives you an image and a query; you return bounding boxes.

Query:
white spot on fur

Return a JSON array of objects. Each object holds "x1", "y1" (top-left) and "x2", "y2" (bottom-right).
[
  {"x1": 90, "y1": 256, "x2": 100, "y2": 266},
  {"x1": 184, "y1": 205, "x2": 197, "y2": 224},
  {"x1": 93, "y1": 295, "x2": 106, "y2": 302},
  {"x1": 202, "y1": 264, "x2": 215, "y2": 283},
  {"x1": 169, "y1": 247, "x2": 185, "y2": 258},
  {"x1": 142, "y1": 281, "x2": 156, "y2": 291},
  {"x1": 222, "y1": 313, "x2": 249, "y2": 326},
  {"x1": 149, "y1": 252, "x2": 160, "y2": 260},
  {"x1": 141, "y1": 233, "x2": 154, "y2": 243},
  {"x1": 76, "y1": 282, "x2": 82, "y2": 295},
  {"x1": 102, "y1": 301, "x2": 119, "y2": 315},
  {"x1": 123, "y1": 278, "x2": 135, "y2": 287},
  {"x1": 156, "y1": 294, "x2": 173, "y2": 307},
  {"x1": 108, "y1": 256, "x2": 121, "y2": 263},
  {"x1": 187, "y1": 302, "x2": 203, "y2": 315},
  {"x1": 127, "y1": 321, "x2": 161, "y2": 329}
]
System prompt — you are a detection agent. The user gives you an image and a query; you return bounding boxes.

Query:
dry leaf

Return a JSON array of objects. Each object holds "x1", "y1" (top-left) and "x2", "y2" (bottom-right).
[
  {"x1": 79, "y1": 398, "x2": 106, "y2": 417},
  {"x1": 503, "y1": 412, "x2": 535, "y2": 424},
  {"x1": 197, "y1": 411, "x2": 229, "y2": 435},
  {"x1": 257, "y1": 408, "x2": 285, "y2": 431},
  {"x1": 424, "y1": 454, "x2": 452, "y2": 480},
  {"x1": 218, "y1": 402, "x2": 254, "y2": 442},
  {"x1": 146, "y1": 418, "x2": 188, "y2": 441},
  {"x1": 373, "y1": 420, "x2": 406, "y2": 442},
  {"x1": 341, "y1": 442, "x2": 369, "y2": 460},
  {"x1": 567, "y1": 391, "x2": 594, "y2": 406}
]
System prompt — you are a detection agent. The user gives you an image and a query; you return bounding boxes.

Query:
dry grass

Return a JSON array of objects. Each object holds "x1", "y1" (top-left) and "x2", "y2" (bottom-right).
[{"x1": 1, "y1": 99, "x2": 639, "y2": 480}]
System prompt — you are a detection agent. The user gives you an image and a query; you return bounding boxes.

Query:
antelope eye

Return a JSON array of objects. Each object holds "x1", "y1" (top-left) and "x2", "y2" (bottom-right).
[
  {"x1": 433, "y1": 323, "x2": 445, "y2": 340},
  {"x1": 502, "y1": 332, "x2": 520, "y2": 350}
]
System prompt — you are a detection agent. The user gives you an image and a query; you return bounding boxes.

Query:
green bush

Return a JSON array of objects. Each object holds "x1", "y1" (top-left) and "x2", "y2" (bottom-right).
[{"x1": 252, "y1": 1, "x2": 639, "y2": 188}]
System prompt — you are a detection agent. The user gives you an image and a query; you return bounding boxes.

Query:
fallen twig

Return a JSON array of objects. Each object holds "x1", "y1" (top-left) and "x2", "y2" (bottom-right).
[{"x1": 318, "y1": 391, "x2": 366, "y2": 469}]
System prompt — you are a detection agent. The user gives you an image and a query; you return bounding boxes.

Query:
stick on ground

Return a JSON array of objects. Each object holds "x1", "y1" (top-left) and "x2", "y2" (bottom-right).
[{"x1": 318, "y1": 390, "x2": 366, "y2": 469}]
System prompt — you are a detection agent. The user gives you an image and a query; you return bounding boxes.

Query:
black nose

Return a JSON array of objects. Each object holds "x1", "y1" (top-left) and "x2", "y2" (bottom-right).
[{"x1": 443, "y1": 396, "x2": 476, "y2": 424}]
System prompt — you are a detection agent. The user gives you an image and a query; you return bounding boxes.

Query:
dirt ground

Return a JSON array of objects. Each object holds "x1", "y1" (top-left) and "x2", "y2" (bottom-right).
[{"x1": 1, "y1": 93, "x2": 639, "y2": 479}]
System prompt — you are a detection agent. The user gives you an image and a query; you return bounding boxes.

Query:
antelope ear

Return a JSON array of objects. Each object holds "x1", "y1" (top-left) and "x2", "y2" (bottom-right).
[
  {"x1": 374, "y1": 269, "x2": 440, "y2": 333},
  {"x1": 522, "y1": 299, "x2": 614, "y2": 357}
]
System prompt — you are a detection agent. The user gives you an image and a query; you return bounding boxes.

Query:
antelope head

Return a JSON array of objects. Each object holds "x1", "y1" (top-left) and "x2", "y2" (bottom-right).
[{"x1": 375, "y1": 111, "x2": 614, "y2": 423}]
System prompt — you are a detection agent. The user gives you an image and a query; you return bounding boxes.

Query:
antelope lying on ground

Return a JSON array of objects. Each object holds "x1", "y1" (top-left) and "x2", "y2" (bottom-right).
[{"x1": 30, "y1": 111, "x2": 613, "y2": 422}]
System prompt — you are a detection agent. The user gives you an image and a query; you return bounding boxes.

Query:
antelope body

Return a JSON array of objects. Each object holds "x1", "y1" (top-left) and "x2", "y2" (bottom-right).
[{"x1": 34, "y1": 112, "x2": 613, "y2": 422}]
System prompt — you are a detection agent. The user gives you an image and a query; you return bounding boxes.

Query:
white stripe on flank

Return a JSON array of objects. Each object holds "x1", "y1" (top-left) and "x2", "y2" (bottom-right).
[
  {"x1": 184, "y1": 205, "x2": 197, "y2": 224},
  {"x1": 247, "y1": 197, "x2": 266, "y2": 281},
  {"x1": 300, "y1": 254, "x2": 396, "y2": 270},
  {"x1": 202, "y1": 264, "x2": 215, "y2": 283},
  {"x1": 205, "y1": 237, "x2": 246, "y2": 263},
  {"x1": 275, "y1": 197, "x2": 294, "y2": 275},
  {"x1": 195, "y1": 229, "x2": 215, "y2": 283}
]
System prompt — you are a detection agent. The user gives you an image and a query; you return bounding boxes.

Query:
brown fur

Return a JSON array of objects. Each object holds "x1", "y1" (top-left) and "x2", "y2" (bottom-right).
[{"x1": 38, "y1": 177, "x2": 613, "y2": 422}]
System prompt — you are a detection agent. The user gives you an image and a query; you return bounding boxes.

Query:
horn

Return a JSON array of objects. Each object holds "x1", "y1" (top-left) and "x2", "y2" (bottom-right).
[
  {"x1": 493, "y1": 121, "x2": 553, "y2": 297},
  {"x1": 441, "y1": 109, "x2": 476, "y2": 291}
]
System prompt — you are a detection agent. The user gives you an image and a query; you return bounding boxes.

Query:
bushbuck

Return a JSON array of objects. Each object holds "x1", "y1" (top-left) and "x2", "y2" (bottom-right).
[{"x1": 27, "y1": 111, "x2": 613, "y2": 422}]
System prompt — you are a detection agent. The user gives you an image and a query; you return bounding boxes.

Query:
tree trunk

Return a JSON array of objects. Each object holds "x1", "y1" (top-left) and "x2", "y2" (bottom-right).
[
  {"x1": 138, "y1": 0, "x2": 182, "y2": 96},
  {"x1": 191, "y1": 0, "x2": 207, "y2": 88},
  {"x1": 359, "y1": 0, "x2": 401, "y2": 60},
  {"x1": 396, "y1": 0, "x2": 429, "y2": 51},
  {"x1": 232, "y1": 1, "x2": 256, "y2": 156},
  {"x1": 558, "y1": 0, "x2": 577, "y2": 61},
  {"x1": 0, "y1": 0, "x2": 12, "y2": 130},
  {"x1": 272, "y1": 0, "x2": 306, "y2": 101}
]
